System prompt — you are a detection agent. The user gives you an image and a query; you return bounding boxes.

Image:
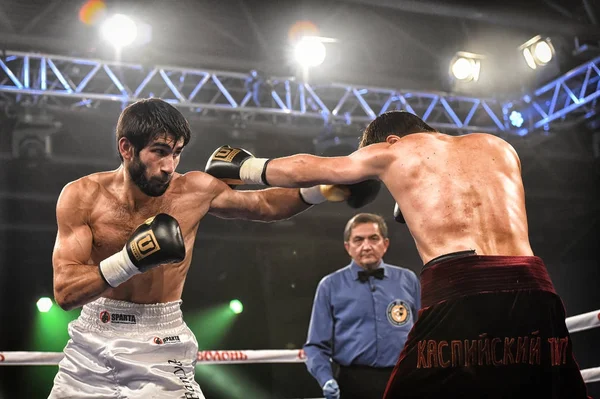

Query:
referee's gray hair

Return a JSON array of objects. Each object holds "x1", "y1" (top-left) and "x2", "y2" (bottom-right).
[{"x1": 343, "y1": 213, "x2": 388, "y2": 242}]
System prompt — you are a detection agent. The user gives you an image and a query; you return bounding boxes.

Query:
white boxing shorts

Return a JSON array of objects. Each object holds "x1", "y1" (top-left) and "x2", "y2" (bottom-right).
[{"x1": 48, "y1": 298, "x2": 205, "y2": 399}]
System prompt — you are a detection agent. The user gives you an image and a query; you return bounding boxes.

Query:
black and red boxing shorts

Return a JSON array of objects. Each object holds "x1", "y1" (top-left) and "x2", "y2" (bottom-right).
[{"x1": 383, "y1": 251, "x2": 590, "y2": 399}]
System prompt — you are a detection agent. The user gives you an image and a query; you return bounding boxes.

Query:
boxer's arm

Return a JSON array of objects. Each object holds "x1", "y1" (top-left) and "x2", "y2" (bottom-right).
[
  {"x1": 264, "y1": 143, "x2": 394, "y2": 187},
  {"x1": 211, "y1": 186, "x2": 311, "y2": 222},
  {"x1": 52, "y1": 181, "x2": 110, "y2": 310},
  {"x1": 194, "y1": 172, "x2": 311, "y2": 221}
]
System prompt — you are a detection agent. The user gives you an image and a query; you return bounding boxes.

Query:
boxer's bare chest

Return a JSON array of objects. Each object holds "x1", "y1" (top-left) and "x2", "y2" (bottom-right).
[
  {"x1": 87, "y1": 190, "x2": 196, "y2": 264},
  {"x1": 90, "y1": 202, "x2": 164, "y2": 259},
  {"x1": 84, "y1": 174, "x2": 208, "y2": 267}
]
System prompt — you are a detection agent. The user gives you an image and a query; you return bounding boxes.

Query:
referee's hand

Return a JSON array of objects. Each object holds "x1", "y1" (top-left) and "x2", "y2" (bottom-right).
[{"x1": 322, "y1": 379, "x2": 340, "y2": 399}]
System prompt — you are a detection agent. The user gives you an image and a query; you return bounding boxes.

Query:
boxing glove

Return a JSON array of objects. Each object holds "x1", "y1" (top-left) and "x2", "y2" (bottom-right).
[
  {"x1": 205, "y1": 145, "x2": 269, "y2": 186},
  {"x1": 394, "y1": 202, "x2": 406, "y2": 223},
  {"x1": 99, "y1": 214, "x2": 186, "y2": 287},
  {"x1": 300, "y1": 180, "x2": 381, "y2": 209}
]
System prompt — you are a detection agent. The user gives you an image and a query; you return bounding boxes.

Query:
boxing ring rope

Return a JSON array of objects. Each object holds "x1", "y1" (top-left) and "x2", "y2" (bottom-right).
[
  {"x1": 2, "y1": 311, "x2": 600, "y2": 384},
  {"x1": 566, "y1": 309, "x2": 600, "y2": 333}
]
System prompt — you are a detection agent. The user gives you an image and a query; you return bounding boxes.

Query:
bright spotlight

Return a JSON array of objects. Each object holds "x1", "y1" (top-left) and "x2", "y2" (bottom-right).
[
  {"x1": 451, "y1": 58, "x2": 474, "y2": 80},
  {"x1": 533, "y1": 41, "x2": 553, "y2": 64},
  {"x1": 229, "y1": 299, "x2": 243, "y2": 315},
  {"x1": 449, "y1": 52, "x2": 483, "y2": 82},
  {"x1": 101, "y1": 14, "x2": 138, "y2": 48},
  {"x1": 36, "y1": 297, "x2": 53, "y2": 313},
  {"x1": 509, "y1": 111, "x2": 524, "y2": 128},
  {"x1": 519, "y1": 35, "x2": 554, "y2": 70},
  {"x1": 294, "y1": 36, "x2": 327, "y2": 68}
]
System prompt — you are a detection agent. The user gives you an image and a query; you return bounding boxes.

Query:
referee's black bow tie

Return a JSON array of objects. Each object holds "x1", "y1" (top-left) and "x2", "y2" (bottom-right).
[{"x1": 358, "y1": 268, "x2": 384, "y2": 282}]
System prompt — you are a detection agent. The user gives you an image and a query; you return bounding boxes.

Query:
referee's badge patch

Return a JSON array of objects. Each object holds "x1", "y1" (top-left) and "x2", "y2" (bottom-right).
[{"x1": 387, "y1": 300, "x2": 410, "y2": 326}]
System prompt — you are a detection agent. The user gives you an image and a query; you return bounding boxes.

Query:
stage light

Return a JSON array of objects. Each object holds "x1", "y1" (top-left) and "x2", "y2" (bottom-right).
[
  {"x1": 36, "y1": 297, "x2": 53, "y2": 313},
  {"x1": 101, "y1": 14, "x2": 138, "y2": 48},
  {"x1": 11, "y1": 112, "x2": 62, "y2": 167},
  {"x1": 451, "y1": 58, "x2": 474, "y2": 80},
  {"x1": 534, "y1": 41, "x2": 553, "y2": 64},
  {"x1": 509, "y1": 111, "x2": 524, "y2": 128},
  {"x1": 229, "y1": 300, "x2": 243, "y2": 315},
  {"x1": 449, "y1": 52, "x2": 482, "y2": 82},
  {"x1": 519, "y1": 36, "x2": 554, "y2": 70},
  {"x1": 294, "y1": 36, "x2": 327, "y2": 68}
]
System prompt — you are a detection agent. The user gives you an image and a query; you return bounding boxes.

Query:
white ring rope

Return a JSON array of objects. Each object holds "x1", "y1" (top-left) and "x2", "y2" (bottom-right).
[
  {"x1": 0, "y1": 349, "x2": 307, "y2": 366},
  {"x1": 565, "y1": 310, "x2": 600, "y2": 333},
  {"x1": 1, "y1": 311, "x2": 599, "y2": 383}
]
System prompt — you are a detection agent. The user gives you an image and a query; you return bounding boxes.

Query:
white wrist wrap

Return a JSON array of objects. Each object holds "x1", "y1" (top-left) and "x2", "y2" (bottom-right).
[
  {"x1": 300, "y1": 186, "x2": 327, "y2": 205},
  {"x1": 99, "y1": 247, "x2": 141, "y2": 288},
  {"x1": 240, "y1": 158, "x2": 269, "y2": 185}
]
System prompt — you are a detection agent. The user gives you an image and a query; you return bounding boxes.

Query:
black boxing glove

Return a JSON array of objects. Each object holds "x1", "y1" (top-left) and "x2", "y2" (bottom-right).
[
  {"x1": 393, "y1": 202, "x2": 406, "y2": 223},
  {"x1": 205, "y1": 145, "x2": 270, "y2": 186},
  {"x1": 99, "y1": 214, "x2": 186, "y2": 287},
  {"x1": 300, "y1": 180, "x2": 381, "y2": 209},
  {"x1": 346, "y1": 179, "x2": 381, "y2": 208}
]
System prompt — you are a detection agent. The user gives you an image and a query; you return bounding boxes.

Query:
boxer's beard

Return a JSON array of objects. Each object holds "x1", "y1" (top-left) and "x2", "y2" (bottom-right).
[{"x1": 128, "y1": 156, "x2": 170, "y2": 197}]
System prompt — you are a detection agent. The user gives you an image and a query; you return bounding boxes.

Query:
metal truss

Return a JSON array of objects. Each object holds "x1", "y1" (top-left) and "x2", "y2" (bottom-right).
[
  {"x1": 0, "y1": 50, "x2": 511, "y2": 134},
  {"x1": 517, "y1": 55, "x2": 600, "y2": 132}
]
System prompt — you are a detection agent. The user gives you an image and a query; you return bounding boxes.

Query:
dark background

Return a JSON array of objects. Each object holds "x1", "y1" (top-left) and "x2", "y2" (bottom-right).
[{"x1": 0, "y1": 0, "x2": 599, "y2": 398}]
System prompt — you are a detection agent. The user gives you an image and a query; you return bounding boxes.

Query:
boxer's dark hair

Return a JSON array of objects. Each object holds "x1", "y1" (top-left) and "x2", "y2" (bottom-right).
[
  {"x1": 344, "y1": 213, "x2": 388, "y2": 242},
  {"x1": 359, "y1": 111, "x2": 436, "y2": 148},
  {"x1": 116, "y1": 98, "x2": 191, "y2": 161}
]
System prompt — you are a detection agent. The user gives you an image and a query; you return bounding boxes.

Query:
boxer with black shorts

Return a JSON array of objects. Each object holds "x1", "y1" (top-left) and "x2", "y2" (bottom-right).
[
  {"x1": 49, "y1": 98, "x2": 380, "y2": 398},
  {"x1": 221, "y1": 110, "x2": 589, "y2": 398}
]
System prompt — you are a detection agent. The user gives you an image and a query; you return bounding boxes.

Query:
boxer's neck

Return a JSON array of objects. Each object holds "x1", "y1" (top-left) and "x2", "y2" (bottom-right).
[{"x1": 116, "y1": 166, "x2": 162, "y2": 211}]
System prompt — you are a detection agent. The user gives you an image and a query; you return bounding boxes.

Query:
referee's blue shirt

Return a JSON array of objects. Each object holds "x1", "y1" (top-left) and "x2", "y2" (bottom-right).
[{"x1": 304, "y1": 260, "x2": 421, "y2": 387}]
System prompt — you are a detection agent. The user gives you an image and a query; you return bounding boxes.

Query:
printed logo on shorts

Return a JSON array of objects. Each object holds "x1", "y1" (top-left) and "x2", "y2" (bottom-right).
[
  {"x1": 100, "y1": 311, "x2": 111, "y2": 323},
  {"x1": 169, "y1": 359, "x2": 201, "y2": 398},
  {"x1": 154, "y1": 336, "x2": 181, "y2": 345},
  {"x1": 387, "y1": 300, "x2": 411, "y2": 326},
  {"x1": 99, "y1": 311, "x2": 137, "y2": 324}
]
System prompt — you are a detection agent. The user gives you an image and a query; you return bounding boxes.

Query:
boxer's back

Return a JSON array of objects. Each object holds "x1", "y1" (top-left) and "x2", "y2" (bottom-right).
[{"x1": 383, "y1": 132, "x2": 533, "y2": 264}]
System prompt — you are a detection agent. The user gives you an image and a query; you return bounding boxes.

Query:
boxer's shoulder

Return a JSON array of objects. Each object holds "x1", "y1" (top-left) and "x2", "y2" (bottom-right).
[
  {"x1": 176, "y1": 170, "x2": 225, "y2": 196},
  {"x1": 60, "y1": 174, "x2": 101, "y2": 204},
  {"x1": 454, "y1": 132, "x2": 511, "y2": 148},
  {"x1": 404, "y1": 132, "x2": 514, "y2": 156},
  {"x1": 59, "y1": 171, "x2": 124, "y2": 215}
]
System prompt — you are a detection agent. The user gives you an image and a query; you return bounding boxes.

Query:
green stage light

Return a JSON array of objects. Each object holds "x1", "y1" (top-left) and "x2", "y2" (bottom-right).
[
  {"x1": 229, "y1": 299, "x2": 243, "y2": 314},
  {"x1": 187, "y1": 304, "x2": 236, "y2": 349},
  {"x1": 36, "y1": 297, "x2": 53, "y2": 313},
  {"x1": 196, "y1": 364, "x2": 268, "y2": 398},
  {"x1": 29, "y1": 303, "x2": 81, "y2": 396}
]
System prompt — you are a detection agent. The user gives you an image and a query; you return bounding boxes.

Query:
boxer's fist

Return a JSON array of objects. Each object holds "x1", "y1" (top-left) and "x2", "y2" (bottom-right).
[
  {"x1": 125, "y1": 214, "x2": 185, "y2": 270},
  {"x1": 300, "y1": 180, "x2": 381, "y2": 208},
  {"x1": 346, "y1": 179, "x2": 381, "y2": 208},
  {"x1": 99, "y1": 214, "x2": 186, "y2": 287},
  {"x1": 205, "y1": 145, "x2": 269, "y2": 186},
  {"x1": 394, "y1": 202, "x2": 406, "y2": 223}
]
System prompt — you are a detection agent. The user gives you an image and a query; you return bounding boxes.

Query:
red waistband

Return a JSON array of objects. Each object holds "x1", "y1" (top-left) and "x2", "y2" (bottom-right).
[{"x1": 420, "y1": 255, "x2": 556, "y2": 308}]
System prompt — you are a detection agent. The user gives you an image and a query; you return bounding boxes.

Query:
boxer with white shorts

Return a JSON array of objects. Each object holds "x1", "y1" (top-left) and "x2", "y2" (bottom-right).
[
  {"x1": 50, "y1": 299, "x2": 202, "y2": 398},
  {"x1": 49, "y1": 98, "x2": 380, "y2": 398}
]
